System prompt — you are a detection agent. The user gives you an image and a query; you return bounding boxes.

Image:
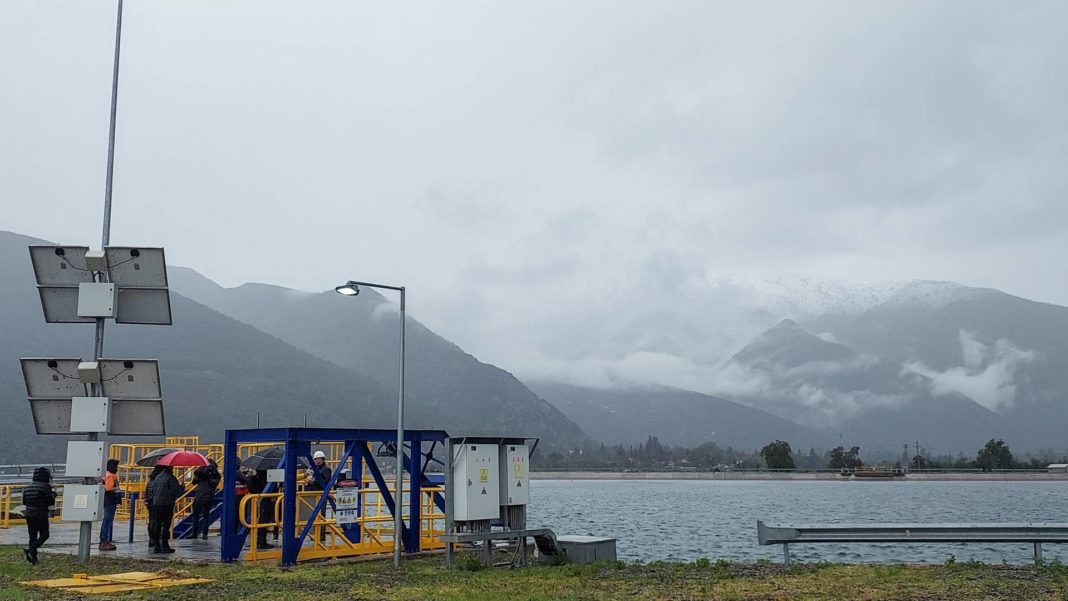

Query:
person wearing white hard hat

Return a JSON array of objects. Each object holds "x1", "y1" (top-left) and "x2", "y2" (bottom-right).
[
  {"x1": 308, "y1": 451, "x2": 332, "y2": 491},
  {"x1": 306, "y1": 450, "x2": 333, "y2": 543}
]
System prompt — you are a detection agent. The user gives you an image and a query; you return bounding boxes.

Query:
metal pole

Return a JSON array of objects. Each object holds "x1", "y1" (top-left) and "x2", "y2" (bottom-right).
[
  {"x1": 78, "y1": 0, "x2": 124, "y2": 562},
  {"x1": 393, "y1": 288, "x2": 406, "y2": 568},
  {"x1": 102, "y1": 0, "x2": 123, "y2": 249},
  {"x1": 444, "y1": 438, "x2": 454, "y2": 569}
]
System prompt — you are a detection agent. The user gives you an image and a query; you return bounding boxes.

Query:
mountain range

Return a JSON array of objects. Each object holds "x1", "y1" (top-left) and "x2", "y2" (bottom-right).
[
  {"x1": 3, "y1": 229, "x2": 1066, "y2": 461},
  {"x1": 0, "y1": 231, "x2": 586, "y2": 461},
  {"x1": 556, "y1": 277, "x2": 1067, "y2": 455}
]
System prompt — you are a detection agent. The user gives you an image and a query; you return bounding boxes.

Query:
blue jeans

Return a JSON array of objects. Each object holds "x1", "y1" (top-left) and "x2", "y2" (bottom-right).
[{"x1": 99, "y1": 504, "x2": 117, "y2": 543}]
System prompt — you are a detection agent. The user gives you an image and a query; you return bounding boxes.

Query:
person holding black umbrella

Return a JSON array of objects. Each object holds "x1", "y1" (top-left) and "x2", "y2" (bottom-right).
[
  {"x1": 143, "y1": 465, "x2": 165, "y2": 549},
  {"x1": 190, "y1": 459, "x2": 220, "y2": 539},
  {"x1": 245, "y1": 469, "x2": 274, "y2": 549}
]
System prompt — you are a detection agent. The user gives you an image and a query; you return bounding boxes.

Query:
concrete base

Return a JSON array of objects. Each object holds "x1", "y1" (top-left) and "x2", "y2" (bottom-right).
[{"x1": 556, "y1": 535, "x2": 616, "y2": 564}]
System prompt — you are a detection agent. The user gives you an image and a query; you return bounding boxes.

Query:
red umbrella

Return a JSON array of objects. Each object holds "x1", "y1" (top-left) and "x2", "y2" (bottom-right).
[{"x1": 156, "y1": 450, "x2": 209, "y2": 467}]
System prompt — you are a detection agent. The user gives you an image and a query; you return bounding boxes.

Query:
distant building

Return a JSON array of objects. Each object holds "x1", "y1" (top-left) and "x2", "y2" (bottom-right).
[{"x1": 1046, "y1": 464, "x2": 1068, "y2": 472}]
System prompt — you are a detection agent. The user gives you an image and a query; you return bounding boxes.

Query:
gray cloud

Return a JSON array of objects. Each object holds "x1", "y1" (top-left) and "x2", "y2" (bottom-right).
[
  {"x1": 906, "y1": 330, "x2": 1037, "y2": 411},
  {"x1": 2, "y1": 1, "x2": 1067, "y2": 385}
]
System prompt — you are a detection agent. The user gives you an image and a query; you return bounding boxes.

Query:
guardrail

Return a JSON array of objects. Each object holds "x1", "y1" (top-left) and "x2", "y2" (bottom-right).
[
  {"x1": 531, "y1": 467, "x2": 1058, "y2": 474},
  {"x1": 0, "y1": 485, "x2": 11, "y2": 529},
  {"x1": 757, "y1": 520, "x2": 1068, "y2": 565}
]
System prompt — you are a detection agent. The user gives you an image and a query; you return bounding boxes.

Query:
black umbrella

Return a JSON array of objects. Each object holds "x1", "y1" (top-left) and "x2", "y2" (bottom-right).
[
  {"x1": 135, "y1": 448, "x2": 183, "y2": 467},
  {"x1": 240, "y1": 446, "x2": 311, "y2": 471}
]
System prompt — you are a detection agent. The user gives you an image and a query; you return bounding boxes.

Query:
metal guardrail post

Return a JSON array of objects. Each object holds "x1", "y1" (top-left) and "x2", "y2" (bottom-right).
[
  {"x1": 127, "y1": 492, "x2": 137, "y2": 543},
  {"x1": 1035, "y1": 542, "x2": 1043, "y2": 565},
  {"x1": 782, "y1": 543, "x2": 790, "y2": 566}
]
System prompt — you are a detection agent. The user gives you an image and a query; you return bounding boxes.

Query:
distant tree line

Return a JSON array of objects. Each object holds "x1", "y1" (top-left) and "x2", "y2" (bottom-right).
[
  {"x1": 533, "y1": 436, "x2": 763, "y2": 470},
  {"x1": 915, "y1": 439, "x2": 1066, "y2": 472},
  {"x1": 534, "y1": 437, "x2": 1067, "y2": 472}
]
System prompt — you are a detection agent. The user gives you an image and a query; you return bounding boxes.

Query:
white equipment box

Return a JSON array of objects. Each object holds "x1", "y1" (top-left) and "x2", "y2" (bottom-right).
[
  {"x1": 62, "y1": 484, "x2": 104, "y2": 522},
  {"x1": 65, "y1": 441, "x2": 106, "y2": 478},
  {"x1": 453, "y1": 443, "x2": 499, "y2": 521},
  {"x1": 499, "y1": 444, "x2": 529, "y2": 506},
  {"x1": 70, "y1": 397, "x2": 110, "y2": 433},
  {"x1": 77, "y1": 283, "x2": 117, "y2": 318}
]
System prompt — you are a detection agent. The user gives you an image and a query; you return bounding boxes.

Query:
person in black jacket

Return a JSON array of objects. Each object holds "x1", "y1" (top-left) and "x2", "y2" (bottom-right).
[
  {"x1": 22, "y1": 467, "x2": 56, "y2": 564},
  {"x1": 306, "y1": 451, "x2": 333, "y2": 542},
  {"x1": 190, "y1": 459, "x2": 220, "y2": 540},
  {"x1": 143, "y1": 465, "x2": 165, "y2": 550},
  {"x1": 245, "y1": 469, "x2": 274, "y2": 549},
  {"x1": 145, "y1": 466, "x2": 183, "y2": 554}
]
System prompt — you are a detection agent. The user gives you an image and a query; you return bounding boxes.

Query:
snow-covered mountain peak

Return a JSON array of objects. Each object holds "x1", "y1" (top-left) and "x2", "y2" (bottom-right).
[{"x1": 707, "y1": 275, "x2": 966, "y2": 320}]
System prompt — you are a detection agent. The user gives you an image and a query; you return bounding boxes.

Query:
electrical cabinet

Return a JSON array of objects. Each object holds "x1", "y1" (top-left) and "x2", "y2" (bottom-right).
[
  {"x1": 65, "y1": 441, "x2": 105, "y2": 478},
  {"x1": 76, "y1": 283, "x2": 117, "y2": 318},
  {"x1": 70, "y1": 397, "x2": 110, "y2": 433},
  {"x1": 62, "y1": 484, "x2": 103, "y2": 522},
  {"x1": 452, "y1": 443, "x2": 499, "y2": 521},
  {"x1": 498, "y1": 444, "x2": 529, "y2": 506}
]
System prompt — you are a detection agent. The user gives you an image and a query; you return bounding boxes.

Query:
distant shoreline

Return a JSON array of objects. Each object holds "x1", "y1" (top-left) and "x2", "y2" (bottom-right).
[{"x1": 531, "y1": 471, "x2": 1068, "y2": 481}]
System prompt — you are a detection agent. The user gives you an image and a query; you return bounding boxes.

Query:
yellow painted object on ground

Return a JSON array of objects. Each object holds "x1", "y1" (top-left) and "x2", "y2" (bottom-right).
[{"x1": 23, "y1": 571, "x2": 213, "y2": 594}]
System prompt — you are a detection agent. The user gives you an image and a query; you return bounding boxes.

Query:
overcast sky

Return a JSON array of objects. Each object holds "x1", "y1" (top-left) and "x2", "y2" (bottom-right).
[{"x1": 3, "y1": 1, "x2": 1067, "y2": 380}]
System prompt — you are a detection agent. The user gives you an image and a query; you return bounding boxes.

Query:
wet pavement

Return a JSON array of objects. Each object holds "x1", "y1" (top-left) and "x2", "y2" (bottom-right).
[{"x1": 0, "y1": 519, "x2": 225, "y2": 562}]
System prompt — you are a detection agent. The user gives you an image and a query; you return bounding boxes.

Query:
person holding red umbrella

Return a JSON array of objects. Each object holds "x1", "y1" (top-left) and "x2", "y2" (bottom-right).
[
  {"x1": 144, "y1": 465, "x2": 182, "y2": 554},
  {"x1": 145, "y1": 451, "x2": 204, "y2": 554}
]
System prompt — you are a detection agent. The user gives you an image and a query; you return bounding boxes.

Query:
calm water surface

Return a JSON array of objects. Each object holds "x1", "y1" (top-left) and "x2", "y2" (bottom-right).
[{"x1": 526, "y1": 479, "x2": 1068, "y2": 564}]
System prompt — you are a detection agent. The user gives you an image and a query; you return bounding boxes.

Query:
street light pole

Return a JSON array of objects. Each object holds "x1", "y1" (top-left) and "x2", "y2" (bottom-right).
[
  {"x1": 79, "y1": 0, "x2": 124, "y2": 562},
  {"x1": 336, "y1": 280, "x2": 406, "y2": 568}
]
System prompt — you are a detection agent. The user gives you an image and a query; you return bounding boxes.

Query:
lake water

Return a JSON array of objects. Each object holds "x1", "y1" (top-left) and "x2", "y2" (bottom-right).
[{"x1": 526, "y1": 479, "x2": 1068, "y2": 564}]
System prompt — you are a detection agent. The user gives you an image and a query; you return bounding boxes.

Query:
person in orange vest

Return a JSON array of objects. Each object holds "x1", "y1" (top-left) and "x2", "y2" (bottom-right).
[{"x1": 99, "y1": 459, "x2": 120, "y2": 551}]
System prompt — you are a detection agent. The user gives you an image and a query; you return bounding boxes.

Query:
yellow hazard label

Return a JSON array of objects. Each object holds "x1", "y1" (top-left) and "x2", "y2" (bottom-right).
[
  {"x1": 479, "y1": 468, "x2": 489, "y2": 483},
  {"x1": 514, "y1": 464, "x2": 525, "y2": 478}
]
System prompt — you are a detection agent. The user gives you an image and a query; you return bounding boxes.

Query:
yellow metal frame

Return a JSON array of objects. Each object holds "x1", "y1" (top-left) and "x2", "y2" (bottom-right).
[
  {"x1": 0, "y1": 482, "x2": 65, "y2": 526},
  {"x1": 103, "y1": 437, "x2": 433, "y2": 552},
  {"x1": 0, "y1": 485, "x2": 10, "y2": 529},
  {"x1": 238, "y1": 484, "x2": 446, "y2": 562}
]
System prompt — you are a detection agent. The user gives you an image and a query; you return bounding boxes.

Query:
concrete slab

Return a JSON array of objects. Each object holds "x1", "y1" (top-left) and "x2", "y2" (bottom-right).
[{"x1": 0, "y1": 520, "x2": 225, "y2": 562}]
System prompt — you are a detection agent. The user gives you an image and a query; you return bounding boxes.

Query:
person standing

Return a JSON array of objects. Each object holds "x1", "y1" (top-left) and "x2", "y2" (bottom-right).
[
  {"x1": 245, "y1": 469, "x2": 274, "y2": 549},
  {"x1": 143, "y1": 465, "x2": 165, "y2": 550},
  {"x1": 145, "y1": 466, "x2": 182, "y2": 554},
  {"x1": 98, "y1": 459, "x2": 121, "y2": 551},
  {"x1": 308, "y1": 451, "x2": 332, "y2": 490},
  {"x1": 306, "y1": 451, "x2": 333, "y2": 543},
  {"x1": 190, "y1": 459, "x2": 220, "y2": 540},
  {"x1": 21, "y1": 467, "x2": 56, "y2": 564}
]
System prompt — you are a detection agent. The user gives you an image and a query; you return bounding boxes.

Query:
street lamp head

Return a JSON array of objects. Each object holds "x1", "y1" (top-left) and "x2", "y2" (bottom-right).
[{"x1": 335, "y1": 281, "x2": 360, "y2": 296}]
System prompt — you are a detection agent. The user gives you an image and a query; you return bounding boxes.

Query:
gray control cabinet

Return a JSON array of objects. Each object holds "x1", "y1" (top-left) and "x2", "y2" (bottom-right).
[
  {"x1": 453, "y1": 443, "x2": 500, "y2": 521},
  {"x1": 62, "y1": 484, "x2": 104, "y2": 522}
]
